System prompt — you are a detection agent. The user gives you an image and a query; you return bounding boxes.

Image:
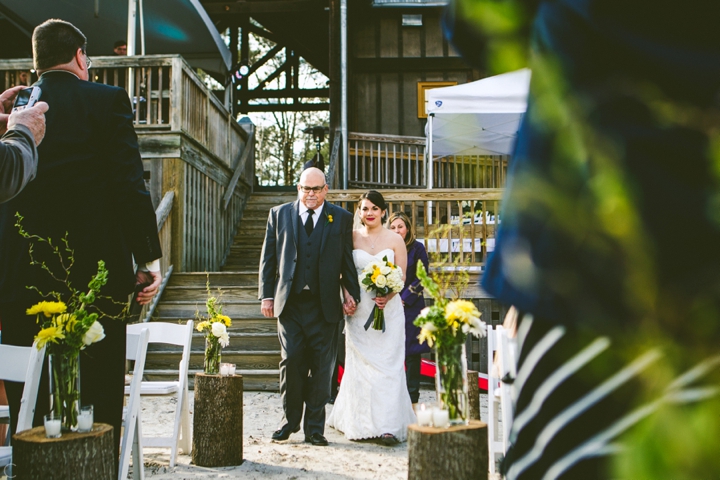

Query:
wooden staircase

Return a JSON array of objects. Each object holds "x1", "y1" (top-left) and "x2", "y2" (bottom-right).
[{"x1": 144, "y1": 192, "x2": 296, "y2": 391}]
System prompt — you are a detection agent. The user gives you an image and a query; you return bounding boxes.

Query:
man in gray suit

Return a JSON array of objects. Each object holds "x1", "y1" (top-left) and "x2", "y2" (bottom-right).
[{"x1": 260, "y1": 167, "x2": 360, "y2": 446}]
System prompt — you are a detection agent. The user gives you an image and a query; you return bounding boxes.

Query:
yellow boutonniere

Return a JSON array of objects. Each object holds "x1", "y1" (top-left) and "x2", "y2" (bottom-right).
[{"x1": 326, "y1": 214, "x2": 333, "y2": 225}]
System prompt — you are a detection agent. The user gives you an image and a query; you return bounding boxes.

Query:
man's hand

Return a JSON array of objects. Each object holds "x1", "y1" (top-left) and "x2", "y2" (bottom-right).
[
  {"x1": 343, "y1": 288, "x2": 357, "y2": 316},
  {"x1": 135, "y1": 269, "x2": 162, "y2": 305},
  {"x1": 7, "y1": 102, "x2": 49, "y2": 146},
  {"x1": 261, "y1": 299, "x2": 275, "y2": 318},
  {"x1": 0, "y1": 86, "x2": 26, "y2": 134}
]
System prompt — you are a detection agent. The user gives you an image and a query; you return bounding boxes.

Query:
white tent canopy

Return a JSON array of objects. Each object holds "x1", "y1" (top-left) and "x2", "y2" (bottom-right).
[{"x1": 426, "y1": 68, "x2": 531, "y2": 159}]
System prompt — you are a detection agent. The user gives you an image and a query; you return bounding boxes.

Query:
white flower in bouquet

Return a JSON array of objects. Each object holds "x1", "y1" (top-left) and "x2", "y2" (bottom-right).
[
  {"x1": 375, "y1": 274, "x2": 387, "y2": 288},
  {"x1": 82, "y1": 320, "x2": 105, "y2": 346}
]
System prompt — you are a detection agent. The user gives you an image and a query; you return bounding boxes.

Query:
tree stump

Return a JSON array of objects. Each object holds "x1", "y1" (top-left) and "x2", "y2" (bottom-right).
[
  {"x1": 468, "y1": 370, "x2": 480, "y2": 421},
  {"x1": 408, "y1": 420, "x2": 488, "y2": 480},
  {"x1": 12, "y1": 423, "x2": 114, "y2": 480},
  {"x1": 192, "y1": 373, "x2": 243, "y2": 467}
]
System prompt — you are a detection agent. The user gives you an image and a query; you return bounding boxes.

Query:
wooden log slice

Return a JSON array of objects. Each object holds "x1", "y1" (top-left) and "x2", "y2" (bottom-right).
[
  {"x1": 12, "y1": 423, "x2": 114, "y2": 480},
  {"x1": 408, "y1": 420, "x2": 488, "y2": 480},
  {"x1": 468, "y1": 370, "x2": 481, "y2": 421},
  {"x1": 192, "y1": 373, "x2": 244, "y2": 467}
]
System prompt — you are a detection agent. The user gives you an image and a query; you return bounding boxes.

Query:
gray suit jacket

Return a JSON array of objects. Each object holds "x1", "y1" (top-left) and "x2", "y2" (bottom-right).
[
  {"x1": 0, "y1": 125, "x2": 37, "y2": 203},
  {"x1": 259, "y1": 200, "x2": 360, "y2": 322}
]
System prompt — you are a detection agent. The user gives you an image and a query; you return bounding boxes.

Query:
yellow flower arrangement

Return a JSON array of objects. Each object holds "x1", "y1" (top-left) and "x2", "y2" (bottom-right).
[
  {"x1": 195, "y1": 280, "x2": 233, "y2": 374},
  {"x1": 326, "y1": 214, "x2": 333, "y2": 224},
  {"x1": 26, "y1": 301, "x2": 67, "y2": 317}
]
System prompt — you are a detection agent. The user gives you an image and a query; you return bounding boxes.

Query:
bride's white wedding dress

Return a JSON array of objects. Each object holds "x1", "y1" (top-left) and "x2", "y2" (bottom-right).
[{"x1": 327, "y1": 248, "x2": 416, "y2": 441}]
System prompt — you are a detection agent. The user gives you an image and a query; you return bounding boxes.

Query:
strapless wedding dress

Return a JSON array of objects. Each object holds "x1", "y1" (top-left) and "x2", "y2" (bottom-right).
[{"x1": 327, "y1": 248, "x2": 416, "y2": 441}]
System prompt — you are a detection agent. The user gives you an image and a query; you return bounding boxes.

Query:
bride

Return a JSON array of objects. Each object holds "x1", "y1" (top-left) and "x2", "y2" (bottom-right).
[{"x1": 327, "y1": 190, "x2": 416, "y2": 444}]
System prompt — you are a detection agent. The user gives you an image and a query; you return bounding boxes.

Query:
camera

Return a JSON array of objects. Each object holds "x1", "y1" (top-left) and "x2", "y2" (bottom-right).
[{"x1": 12, "y1": 86, "x2": 41, "y2": 112}]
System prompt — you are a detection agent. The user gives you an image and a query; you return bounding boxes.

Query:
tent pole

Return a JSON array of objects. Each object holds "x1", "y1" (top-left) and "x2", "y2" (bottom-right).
[
  {"x1": 138, "y1": 0, "x2": 146, "y2": 55},
  {"x1": 427, "y1": 113, "x2": 433, "y2": 224},
  {"x1": 340, "y1": 0, "x2": 348, "y2": 190},
  {"x1": 126, "y1": 0, "x2": 136, "y2": 102}
]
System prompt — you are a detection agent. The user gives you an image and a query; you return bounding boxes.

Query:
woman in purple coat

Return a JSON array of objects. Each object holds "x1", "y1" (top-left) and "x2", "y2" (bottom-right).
[{"x1": 388, "y1": 212, "x2": 430, "y2": 404}]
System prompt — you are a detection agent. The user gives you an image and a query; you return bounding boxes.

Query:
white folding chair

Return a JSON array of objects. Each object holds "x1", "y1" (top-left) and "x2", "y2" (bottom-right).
[
  {"x1": 487, "y1": 325, "x2": 517, "y2": 474},
  {"x1": 125, "y1": 321, "x2": 193, "y2": 467},
  {"x1": 120, "y1": 328, "x2": 150, "y2": 480},
  {"x1": 0, "y1": 342, "x2": 46, "y2": 477}
]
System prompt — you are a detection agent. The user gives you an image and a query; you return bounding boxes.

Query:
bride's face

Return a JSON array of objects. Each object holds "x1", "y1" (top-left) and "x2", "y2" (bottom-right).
[{"x1": 359, "y1": 199, "x2": 385, "y2": 228}]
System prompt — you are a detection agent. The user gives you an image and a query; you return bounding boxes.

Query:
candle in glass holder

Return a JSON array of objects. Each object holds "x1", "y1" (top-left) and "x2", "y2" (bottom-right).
[
  {"x1": 415, "y1": 403, "x2": 432, "y2": 426},
  {"x1": 44, "y1": 414, "x2": 61, "y2": 438},
  {"x1": 228, "y1": 364, "x2": 236, "y2": 376},
  {"x1": 78, "y1": 405, "x2": 94, "y2": 432},
  {"x1": 219, "y1": 363, "x2": 230, "y2": 376},
  {"x1": 432, "y1": 407, "x2": 450, "y2": 428}
]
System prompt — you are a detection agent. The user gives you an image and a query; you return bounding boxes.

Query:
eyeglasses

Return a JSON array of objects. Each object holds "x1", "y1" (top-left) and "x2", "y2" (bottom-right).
[
  {"x1": 85, "y1": 55, "x2": 92, "y2": 69},
  {"x1": 299, "y1": 184, "x2": 326, "y2": 193}
]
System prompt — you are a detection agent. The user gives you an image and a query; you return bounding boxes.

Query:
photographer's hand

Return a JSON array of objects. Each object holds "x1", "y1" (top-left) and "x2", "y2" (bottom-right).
[{"x1": 8, "y1": 102, "x2": 49, "y2": 145}]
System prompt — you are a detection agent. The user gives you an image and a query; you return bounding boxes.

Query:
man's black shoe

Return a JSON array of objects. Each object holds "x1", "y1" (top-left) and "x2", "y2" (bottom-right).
[
  {"x1": 272, "y1": 425, "x2": 299, "y2": 441},
  {"x1": 305, "y1": 433, "x2": 329, "y2": 446}
]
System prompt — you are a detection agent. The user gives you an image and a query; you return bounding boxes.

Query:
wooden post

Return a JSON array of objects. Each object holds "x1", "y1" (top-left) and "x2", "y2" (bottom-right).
[
  {"x1": 12, "y1": 424, "x2": 114, "y2": 480},
  {"x1": 468, "y1": 370, "x2": 480, "y2": 421},
  {"x1": 192, "y1": 373, "x2": 243, "y2": 467},
  {"x1": 407, "y1": 420, "x2": 488, "y2": 480}
]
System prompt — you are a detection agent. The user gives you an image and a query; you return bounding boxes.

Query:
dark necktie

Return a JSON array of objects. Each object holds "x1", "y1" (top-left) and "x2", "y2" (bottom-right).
[{"x1": 304, "y1": 209, "x2": 315, "y2": 236}]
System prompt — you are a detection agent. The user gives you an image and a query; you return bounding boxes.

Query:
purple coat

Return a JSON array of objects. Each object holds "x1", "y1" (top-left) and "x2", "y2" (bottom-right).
[{"x1": 403, "y1": 241, "x2": 431, "y2": 356}]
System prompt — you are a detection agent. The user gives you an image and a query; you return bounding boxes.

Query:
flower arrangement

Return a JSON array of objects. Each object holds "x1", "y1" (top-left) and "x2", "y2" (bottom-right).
[
  {"x1": 196, "y1": 280, "x2": 231, "y2": 375},
  {"x1": 17, "y1": 214, "x2": 110, "y2": 431},
  {"x1": 359, "y1": 255, "x2": 404, "y2": 331},
  {"x1": 414, "y1": 262, "x2": 485, "y2": 425}
]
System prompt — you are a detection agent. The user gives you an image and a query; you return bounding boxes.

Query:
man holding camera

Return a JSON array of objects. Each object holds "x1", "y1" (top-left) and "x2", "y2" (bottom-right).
[
  {"x1": 0, "y1": 86, "x2": 48, "y2": 203},
  {"x1": 0, "y1": 19, "x2": 162, "y2": 471}
]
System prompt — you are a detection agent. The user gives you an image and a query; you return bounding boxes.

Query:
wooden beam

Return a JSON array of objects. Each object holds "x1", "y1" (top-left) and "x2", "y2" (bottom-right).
[
  {"x1": 248, "y1": 44, "x2": 283, "y2": 76},
  {"x1": 202, "y1": 0, "x2": 323, "y2": 14},
  {"x1": 353, "y1": 57, "x2": 471, "y2": 73},
  {"x1": 243, "y1": 103, "x2": 329, "y2": 112},
  {"x1": 247, "y1": 88, "x2": 329, "y2": 99}
]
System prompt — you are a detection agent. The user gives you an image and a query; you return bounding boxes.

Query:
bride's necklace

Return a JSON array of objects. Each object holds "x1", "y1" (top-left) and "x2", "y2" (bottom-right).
[{"x1": 367, "y1": 229, "x2": 381, "y2": 250}]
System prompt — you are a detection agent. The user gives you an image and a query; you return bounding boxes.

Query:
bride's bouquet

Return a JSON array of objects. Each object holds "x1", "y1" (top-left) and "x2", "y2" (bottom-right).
[{"x1": 359, "y1": 255, "x2": 404, "y2": 331}]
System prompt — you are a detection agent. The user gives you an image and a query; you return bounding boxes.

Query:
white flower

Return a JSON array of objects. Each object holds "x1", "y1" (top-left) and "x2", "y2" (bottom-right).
[
  {"x1": 417, "y1": 307, "x2": 431, "y2": 320},
  {"x1": 82, "y1": 320, "x2": 105, "y2": 346},
  {"x1": 468, "y1": 317, "x2": 486, "y2": 337},
  {"x1": 422, "y1": 321, "x2": 437, "y2": 332},
  {"x1": 375, "y1": 274, "x2": 387, "y2": 288},
  {"x1": 218, "y1": 332, "x2": 230, "y2": 348},
  {"x1": 380, "y1": 265, "x2": 391, "y2": 275},
  {"x1": 211, "y1": 322, "x2": 227, "y2": 338}
]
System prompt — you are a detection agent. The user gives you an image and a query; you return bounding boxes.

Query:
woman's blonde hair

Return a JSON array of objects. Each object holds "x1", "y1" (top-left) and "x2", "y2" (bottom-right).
[{"x1": 386, "y1": 211, "x2": 415, "y2": 249}]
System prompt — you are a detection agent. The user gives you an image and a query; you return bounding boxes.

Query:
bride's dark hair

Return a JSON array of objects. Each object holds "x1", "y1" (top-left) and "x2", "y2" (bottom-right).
[{"x1": 357, "y1": 190, "x2": 388, "y2": 223}]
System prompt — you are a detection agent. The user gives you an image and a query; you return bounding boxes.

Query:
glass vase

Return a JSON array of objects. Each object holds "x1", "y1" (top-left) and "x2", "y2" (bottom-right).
[
  {"x1": 435, "y1": 342, "x2": 469, "y2": 426},
  {"x1": 204, "y1": 338, "x2": 221, "y2": 375},
  {"x1": 48, "y1": 353, "x2": 81, "y2": 432}
]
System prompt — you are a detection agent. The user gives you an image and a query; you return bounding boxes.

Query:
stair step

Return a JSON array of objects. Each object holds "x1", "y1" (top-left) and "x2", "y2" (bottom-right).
[
  {"x1": 162, "y1": 285, "x2": 258, "y2": 301},
  {"x1": 144, "y1": 369, "x2": 280, "y2": 391},
  {"x1": 151, "y1": 316, "x2": 275, "y2": 334},
  {"x1": 189, "y1": 332, "x2": 279, "y2": 351},
  {"x1": 146, "y1": 350, "x2": 280, "y2": 370},
  {"x1": 168, "y1": 271, "x2": 259, "y2": 286},
  {"x1": 155, "y1": 300, "x2": 262, "y2": 318}
]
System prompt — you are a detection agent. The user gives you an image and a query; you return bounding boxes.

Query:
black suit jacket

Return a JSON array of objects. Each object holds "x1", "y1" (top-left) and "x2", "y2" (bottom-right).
[
  {"x1": 259, "y1": 200, "x2": 360, "y2": 322},
  {"x1": 0, "y1": 71, "x2": 161, "y2": 303}
]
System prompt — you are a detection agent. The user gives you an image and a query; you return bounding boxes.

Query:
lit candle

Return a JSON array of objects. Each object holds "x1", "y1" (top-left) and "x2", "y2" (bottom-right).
[
  {"x1": 219, "y1": 363, "x2": 230, "y2": 376},
  {"x1": 44, "y1": 414, "x2": 62, "y2": 438},
  {"x1": 432, "y1": 407, "x2": 450, "y2": 428},
  {"x1": 228, "y1": 364, "x2": 236, "y2": 376},
  {"x1": 416, "y1": 404, "x2": 432, "y2": 427},
  {"x1": 78, "y1": 405, "x2": 94, "y2": 432}
]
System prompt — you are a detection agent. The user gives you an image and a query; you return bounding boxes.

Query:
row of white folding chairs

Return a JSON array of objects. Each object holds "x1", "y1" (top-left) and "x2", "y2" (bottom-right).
[
  {"x1": 487, "y1": 323, "x2": 517, "y2": 475},
  {"x1": 0, "y1": 320, "x2": 192, "y2": 480}
]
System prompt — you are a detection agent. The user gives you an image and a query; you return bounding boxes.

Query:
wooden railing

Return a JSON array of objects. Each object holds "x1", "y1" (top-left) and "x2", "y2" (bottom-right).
[
  {"x1": 327, "y1": 189, "x2": 503, "y2": 267},
  {"x1": 346, "y1": 133, "x2": 508, "y2": 189},
  {"x1": 0, "y1": 55, "x2": 254, "y2": 272}
]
